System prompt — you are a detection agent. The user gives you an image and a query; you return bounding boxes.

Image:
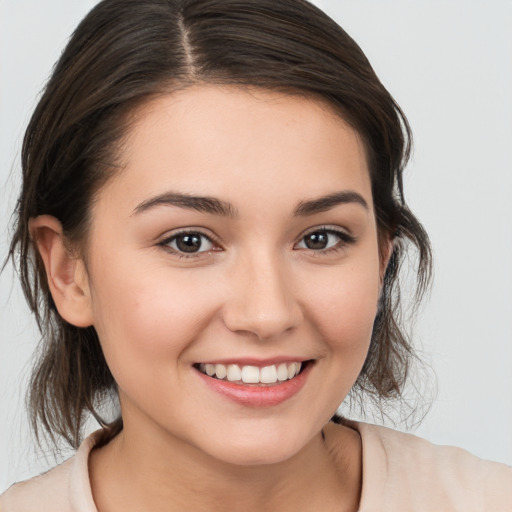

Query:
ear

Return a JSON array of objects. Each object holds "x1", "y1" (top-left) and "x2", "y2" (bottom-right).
[
  {"x1": 379, "y1": 235, "x2": 394, "y2": 286},
  {"x1": 29, "y1": 215, "x2": 94, "y2": 327}
]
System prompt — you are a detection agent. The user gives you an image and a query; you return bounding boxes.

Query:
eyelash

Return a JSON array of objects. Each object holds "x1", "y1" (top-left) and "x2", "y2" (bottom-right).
[
  {"x1": 157, "y1": 226, "x2": 356, "y2": 259},
  {"x1": 295, "y1": 226, "x2": 356, "y2": 256},
  {"x1": 158, "y1": 229, "x2": 222, "y2": 259}
]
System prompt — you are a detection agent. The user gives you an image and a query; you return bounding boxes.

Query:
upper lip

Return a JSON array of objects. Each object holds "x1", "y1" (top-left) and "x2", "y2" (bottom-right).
[{"x1": 195, "y1": 357, "x2": 313, "y2": 367}]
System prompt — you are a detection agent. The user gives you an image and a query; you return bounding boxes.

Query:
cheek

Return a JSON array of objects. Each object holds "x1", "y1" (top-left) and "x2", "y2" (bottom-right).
[
  {"x1": 87, "y1": 263, "x2": 221, "y2": 387},
  {"x1": 302, "y1": 256, "x2": 381, "y2": 355}
]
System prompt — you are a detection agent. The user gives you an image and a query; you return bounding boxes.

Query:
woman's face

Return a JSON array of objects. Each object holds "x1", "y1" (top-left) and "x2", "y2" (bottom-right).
[{"x1": 81, "y1": 85, "x2": 386, "y2": 465}]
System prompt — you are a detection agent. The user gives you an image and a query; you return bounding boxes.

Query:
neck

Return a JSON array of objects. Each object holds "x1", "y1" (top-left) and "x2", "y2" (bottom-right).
[{"x1": 89, "y1": 419, "x2": 361, "y2": 512}]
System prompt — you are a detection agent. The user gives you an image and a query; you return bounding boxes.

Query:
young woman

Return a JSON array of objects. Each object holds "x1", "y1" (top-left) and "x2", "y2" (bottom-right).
[{"x1": 1, "y1": 0, "x2": 511, "y2": 510}]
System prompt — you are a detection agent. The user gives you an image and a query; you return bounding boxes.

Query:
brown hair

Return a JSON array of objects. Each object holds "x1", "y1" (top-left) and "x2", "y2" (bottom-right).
[{"x1": 7, "y1": 0, "x2": 432, "y2": 449}]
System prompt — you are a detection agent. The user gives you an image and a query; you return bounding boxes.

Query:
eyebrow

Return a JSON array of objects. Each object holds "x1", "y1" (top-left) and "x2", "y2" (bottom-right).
[
  {"x1": 133, "y1": 192, "x2": 238, "y2": 218},
  {"x1": 132, "y1": 189, "x2": 368, "y2": 218},
  {"x1": 293, "y1": 191, "x2": 368, "y2": 216}
]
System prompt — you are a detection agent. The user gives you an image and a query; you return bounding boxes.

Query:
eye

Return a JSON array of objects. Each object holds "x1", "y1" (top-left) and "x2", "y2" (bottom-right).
[
  {"x1": 295, "y1": 228, "x2": 354, "y2": 252},
  {"x1": 160, "y1": 231, "x2": 216, "y2": 255}
]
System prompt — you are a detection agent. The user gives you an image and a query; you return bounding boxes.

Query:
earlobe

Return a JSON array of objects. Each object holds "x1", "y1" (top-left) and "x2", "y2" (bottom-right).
[{"x1": 29, "y1": 215, "x2": 94, "y2": 327}]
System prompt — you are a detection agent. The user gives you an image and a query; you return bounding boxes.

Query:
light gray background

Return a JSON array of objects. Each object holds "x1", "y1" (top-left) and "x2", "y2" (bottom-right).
[{"x1": 1, "y1": 0, "x2": 511, "y2": 490}]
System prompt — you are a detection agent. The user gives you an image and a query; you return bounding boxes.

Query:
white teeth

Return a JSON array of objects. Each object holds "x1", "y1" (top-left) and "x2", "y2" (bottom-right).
[
  {"x1": 241, "y1": 365, "x2": 260, "y2": 384},
  {"x1": 277, "y1": 363, "x2": 289, "y2": 381},
  {"x1": 260, "y1": 365, "x2": 278, "y2": 384},
  {"x1": 288, "y1": 362, "x2": 301, "y2": 379},
  {"x1": 215, "y1": 364, "x2": 227, "y2": 379},
  {"x1": 198, "y1": 361, "x2": 305, "y2": 384},
  {"x1": 227, "y1": 364, "x2": 242, "y2": 382}
]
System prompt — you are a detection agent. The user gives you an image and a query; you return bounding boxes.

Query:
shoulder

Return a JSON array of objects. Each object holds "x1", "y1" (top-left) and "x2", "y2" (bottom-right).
[
  {"x1": 0, "y1": 458, "x2": 74, "y2": 512},
  {"x1": 347, "y1": 420, "x2": 512, "y2": 511},
  {"x1": 0, "y1": 431, "x2": 102, "y2": 512}
]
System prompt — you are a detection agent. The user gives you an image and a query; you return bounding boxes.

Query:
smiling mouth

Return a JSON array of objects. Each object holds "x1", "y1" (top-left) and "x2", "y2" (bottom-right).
[{"x1": 194, "y1": 361, "x2": 311, "y2": 385}]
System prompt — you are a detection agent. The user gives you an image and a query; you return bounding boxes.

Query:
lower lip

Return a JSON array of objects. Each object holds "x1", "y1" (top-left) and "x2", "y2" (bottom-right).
[{"x1": 196, "y1": 363, "x2": 312, "y2": 407}]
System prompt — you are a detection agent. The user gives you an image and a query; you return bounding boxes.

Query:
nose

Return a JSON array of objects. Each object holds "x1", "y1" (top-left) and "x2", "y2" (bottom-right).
[{"x1": 222, "y1": 251, "x2": 303, "y2": 340}]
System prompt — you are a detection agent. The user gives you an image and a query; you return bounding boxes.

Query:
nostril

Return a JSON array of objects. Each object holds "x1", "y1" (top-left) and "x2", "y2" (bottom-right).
[
  {"x1": 221, "y1": 261, "x2": 304, "y2": 339},
  {"x1": 222, "y1": 297, "x2": 303, "y2": 340}
]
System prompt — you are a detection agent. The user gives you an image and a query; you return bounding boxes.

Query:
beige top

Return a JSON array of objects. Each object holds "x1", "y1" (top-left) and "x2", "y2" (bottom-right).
[{"x1": 1, "y1": 422, "x2": 511, "y2": 511}]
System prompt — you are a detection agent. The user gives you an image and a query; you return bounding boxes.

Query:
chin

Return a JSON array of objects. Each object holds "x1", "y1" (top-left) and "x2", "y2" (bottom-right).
[
  {"x1": 200, "y1": 425, "x2": 313, "y2": 467},
  {"x1": 214, "y1": 444, "x2": 299, "y2": 467}
]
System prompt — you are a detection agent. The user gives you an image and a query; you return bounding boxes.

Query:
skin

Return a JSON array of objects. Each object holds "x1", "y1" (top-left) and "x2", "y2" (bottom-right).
[{"x1": 32, "y1": 86, "x2": 390, "y2": 511}]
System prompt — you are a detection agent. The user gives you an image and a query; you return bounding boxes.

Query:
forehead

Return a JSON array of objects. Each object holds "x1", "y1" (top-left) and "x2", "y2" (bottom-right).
[{"x1": 98, "y1": 85, "x2": 372, "y2": 216}]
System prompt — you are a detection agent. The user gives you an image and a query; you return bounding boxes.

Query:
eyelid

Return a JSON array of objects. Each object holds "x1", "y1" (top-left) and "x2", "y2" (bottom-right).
[
  {"x1": 157, "y1": 228, "x2": 223, "y2": 257},
  {"x1": 298, "y1": 224, "x2": 355, "y2": 242},
  {"x1": 155, "y1": 224, "x2": 355, "y2": 259},
  {"x1": 294, "y1": 225, "x2": 357, "y2": 252}
]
